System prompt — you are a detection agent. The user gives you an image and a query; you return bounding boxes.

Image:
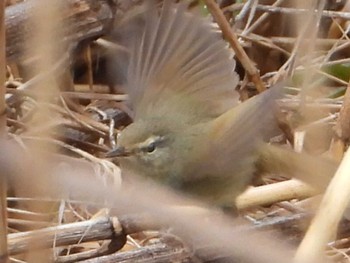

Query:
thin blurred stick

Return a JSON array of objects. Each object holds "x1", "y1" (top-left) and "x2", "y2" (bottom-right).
[
  {"x1": 203, "y1": 0, "x2": 266, "y2": 92},
  {"x1": 0, "y1": 1, "x2": 4, "y2": 116},
  {"x1": 0, "y1": 0, "x2": 8, "y2": 261},
  {"x1": 277, "y1": 0, "x2": 325, "y2": 79},
  {"x1": 5, "y1": 50, "x2": 70, "y2": 105},
  {"x1": 272, "y1": 36, "x2": 349, "y2": 45},
  {"x1": 0, "y1": 137, "x2": 298, "y2": 263},
  {"x1": 295, "y1": 147, "x2": 350, "y2": 262},
  {"x1": 22, "y1": 0, "x2": 66, "y2": 261}
]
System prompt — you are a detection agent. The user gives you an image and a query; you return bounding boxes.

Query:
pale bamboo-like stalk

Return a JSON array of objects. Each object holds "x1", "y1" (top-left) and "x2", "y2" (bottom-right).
[
  {"x1": 295, "y1": 147, "x2": 350, "y2": 262},
  {"x1": 236, "y1": 179, "x2": 317, "y2": 210}
]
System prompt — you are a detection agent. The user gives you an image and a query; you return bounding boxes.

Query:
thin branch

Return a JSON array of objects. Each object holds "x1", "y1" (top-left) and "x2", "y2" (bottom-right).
[
  {"x1": 204, "y1": 0, "x2": 266, "y2": 92},
  {"x1": 243, "y1": 0, "x2": 286, "y2": 35},
  {"x1": 226, "y1": 3, "x2": 350, "y2": 20}
]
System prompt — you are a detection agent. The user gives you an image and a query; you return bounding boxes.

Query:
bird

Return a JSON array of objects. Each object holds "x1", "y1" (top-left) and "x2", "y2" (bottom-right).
[{"x1": 106, "y1": 0, "x2": 282, "y2": 208}]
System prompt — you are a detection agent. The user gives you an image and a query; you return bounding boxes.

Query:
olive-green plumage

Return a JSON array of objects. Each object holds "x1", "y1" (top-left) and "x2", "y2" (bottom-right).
[{"x1": 108, "y1": 0, "x2": 282, "y2": 206}]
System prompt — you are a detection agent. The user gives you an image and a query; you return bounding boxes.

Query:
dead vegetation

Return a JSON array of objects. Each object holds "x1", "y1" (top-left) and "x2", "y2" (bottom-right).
[{"x1": 2, "y1": 0, "x2": 350, "y2": 262}]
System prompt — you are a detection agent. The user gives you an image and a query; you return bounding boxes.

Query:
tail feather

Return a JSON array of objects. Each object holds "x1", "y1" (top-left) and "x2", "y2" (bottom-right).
[{"x1": 257, "y1": 144, "x2": 338, "y2": 190}]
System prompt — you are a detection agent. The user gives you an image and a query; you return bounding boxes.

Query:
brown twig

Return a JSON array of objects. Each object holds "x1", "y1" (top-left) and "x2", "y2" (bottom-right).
[
  {"x1": 8, "y1": 217, "x2": 124, "y2": 255},
  {"x1": 238, "y1": 32, "x2": 290, "y2": 57},
  {"x1": 78, "y1": 238, "x2": 191, "y2": 263},
  {"x1": 203, "y1": 0, "x2": 266, "y2": 92},
  {"x1": 8, "y1": 215, "x2": 160, "y2": 256}
]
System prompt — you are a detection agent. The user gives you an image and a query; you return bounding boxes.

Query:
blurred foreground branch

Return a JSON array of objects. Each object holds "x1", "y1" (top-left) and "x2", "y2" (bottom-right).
[{"x1": 0, "y1": 0, "x2": 8, "y2": 261}]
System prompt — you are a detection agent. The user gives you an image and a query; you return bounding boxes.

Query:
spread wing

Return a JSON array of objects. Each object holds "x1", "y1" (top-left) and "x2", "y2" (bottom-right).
[{"x1": 112, "y1": 0, "x2": 239, "y2": 121}]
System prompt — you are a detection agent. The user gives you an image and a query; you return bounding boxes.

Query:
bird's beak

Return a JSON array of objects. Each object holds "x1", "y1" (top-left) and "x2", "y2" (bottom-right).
[{"x1": 105, "y1": 146, "x2": 131, "y2": 158}]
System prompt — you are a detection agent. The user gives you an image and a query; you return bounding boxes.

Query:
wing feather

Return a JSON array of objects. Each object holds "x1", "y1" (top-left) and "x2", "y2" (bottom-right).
[
  {"x1": 203, "y1": 83, "x2": 284, "y2": 179},
  {"x1": 113, "y1": 0, "x2": 239, "y2": 120}
]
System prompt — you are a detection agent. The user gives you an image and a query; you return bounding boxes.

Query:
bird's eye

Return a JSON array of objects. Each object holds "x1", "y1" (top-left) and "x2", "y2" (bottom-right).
[{"x1": 145, "y1": 142, "x2": 156, "y2": 153}]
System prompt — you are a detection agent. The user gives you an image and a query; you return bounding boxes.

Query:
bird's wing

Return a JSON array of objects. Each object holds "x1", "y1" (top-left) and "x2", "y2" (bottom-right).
[
  {"x1": 111, "y1": 0, "x2": 239, "y2": 120},
  {"x1": 170, "y1": 84, "x2": 283, "y2": 205},
  {"x1": 202, "y1": 83, "x2": 283, "y2": 181}
]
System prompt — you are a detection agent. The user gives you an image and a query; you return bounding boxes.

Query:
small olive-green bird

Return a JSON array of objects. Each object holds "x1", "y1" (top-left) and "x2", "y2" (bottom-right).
[{"x1": 107, "y1": 0, "x2": 282, "y2": 207}]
